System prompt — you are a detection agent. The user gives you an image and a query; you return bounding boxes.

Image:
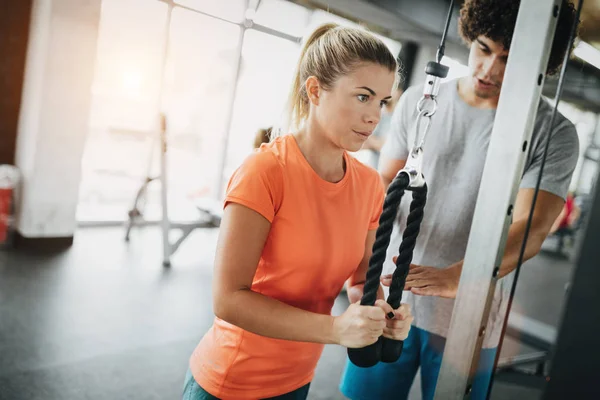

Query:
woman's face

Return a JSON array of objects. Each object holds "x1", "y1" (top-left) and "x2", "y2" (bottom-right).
[{"x1": 309, "y1": 62, "x2": 396, "y2": 152}]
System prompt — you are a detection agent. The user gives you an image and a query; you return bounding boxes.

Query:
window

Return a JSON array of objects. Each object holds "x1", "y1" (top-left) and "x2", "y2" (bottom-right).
[
  {"x1": 555, "y1": 101, "x2": 598, "y2": 194},
  {"x1": 78, "y1": 0, "x2": 405, "y2": 222},
  {"x1": 162, "y1": 7, "x2": 241, "y2": 204},
  {"x1": 251, "y1": 0, "x2": 311, "y2": 37},
  {"x1": 78, "y1": 0, "x2": 241, "y2": 222},
  {"x1": 306, "y1": 10, "x2": 401, "y2": 57},
  {"x1": 441, "y1": 56, "x2": 470, "y2": 82},
  {"x1": 174, "y1": 0, "x2": 246, "y2": 23},
  {"x1": 78, "y1": 0, "x2": 168, "y2": 222},
  {"x1": 221, "y1": 30, "x2": 302, "y2": 193}
]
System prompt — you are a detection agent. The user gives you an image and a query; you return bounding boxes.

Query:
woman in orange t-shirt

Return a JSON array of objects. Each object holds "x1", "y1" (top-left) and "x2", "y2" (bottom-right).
[{"x1": 183, "y1": 23, "x2": 413, "y2": 400}]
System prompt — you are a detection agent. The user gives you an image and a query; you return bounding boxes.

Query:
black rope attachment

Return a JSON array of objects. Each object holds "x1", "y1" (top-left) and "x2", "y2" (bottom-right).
[
  {"x1": 347, "y1": 172, "x2": 428, "y2": 368},
  {"x1": 347, "y1": 0, "x2": 450, "y2": 369}
]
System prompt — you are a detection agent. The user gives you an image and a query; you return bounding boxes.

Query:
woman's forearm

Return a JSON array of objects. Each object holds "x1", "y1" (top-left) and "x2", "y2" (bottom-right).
[{"x1": 215, "y1": 288, "x2": 338, "y2": 345}]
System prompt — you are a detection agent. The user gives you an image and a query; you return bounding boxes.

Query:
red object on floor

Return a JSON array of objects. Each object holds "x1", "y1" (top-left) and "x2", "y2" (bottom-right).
[
  {"x1": 0, "y1": 188, "x2": 12, "y2": 243},
  {"x1": 558, "y1": 193, "x2": 575, "y2": 229}
]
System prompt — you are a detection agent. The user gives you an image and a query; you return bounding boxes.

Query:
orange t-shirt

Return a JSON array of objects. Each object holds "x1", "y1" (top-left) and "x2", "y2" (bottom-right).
[{"x1": 189, "y1": 135, "x2": 385, "y2": 399}]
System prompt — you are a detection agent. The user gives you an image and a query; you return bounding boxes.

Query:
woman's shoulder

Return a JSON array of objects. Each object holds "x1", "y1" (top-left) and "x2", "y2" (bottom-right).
[
  {"x1": 253, "y1": 135, "x2": 295, "y2": 163},
  {"x1": 242, "y1": 136, "x2": 289, "y2": 173}
]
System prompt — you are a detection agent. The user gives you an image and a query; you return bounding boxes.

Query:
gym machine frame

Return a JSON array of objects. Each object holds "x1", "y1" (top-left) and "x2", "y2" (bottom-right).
[{"x1": 434, "y1": 0, "x2": 565, "y2": 398}]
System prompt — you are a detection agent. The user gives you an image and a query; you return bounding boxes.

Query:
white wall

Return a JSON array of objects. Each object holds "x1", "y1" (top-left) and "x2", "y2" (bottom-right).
[{"x1": 15, "y1": 0, "x2": 102, "y2": 238}]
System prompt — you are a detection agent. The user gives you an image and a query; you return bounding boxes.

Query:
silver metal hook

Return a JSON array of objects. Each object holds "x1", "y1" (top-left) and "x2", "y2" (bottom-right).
[
  {"x1": 412, "y1": 110, "x2": 433, "y2": 151},
  {"x1": 417, "y1": 97, "x2": 438, "y2": 117}
]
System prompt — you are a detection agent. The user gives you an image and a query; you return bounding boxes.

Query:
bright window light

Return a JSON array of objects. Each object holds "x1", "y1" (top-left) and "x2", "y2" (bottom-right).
[
  {"x1": 121, "y1": 69, "x2": 143, "y2": 94},
  {"x1": 573, "y1": 41, "x2": 600, "y2": 70},
  {"x1": 441, "y1": 56, "x2": 470, "y2": 82}
]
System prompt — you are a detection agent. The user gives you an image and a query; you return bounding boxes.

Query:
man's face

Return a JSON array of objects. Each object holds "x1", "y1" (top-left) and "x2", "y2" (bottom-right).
[{"x1": 467, "y1": 36, "x2": 510, "y2": 100}]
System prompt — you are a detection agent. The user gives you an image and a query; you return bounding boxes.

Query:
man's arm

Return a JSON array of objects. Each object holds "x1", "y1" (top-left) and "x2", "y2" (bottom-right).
[
  {"x1": 549, "y1": 205, "x2": 567, "y2": 234},
  {"x1": 363, "y1": 136, "x2": 386, "y2": 153},
  {"x1": 493, "y1": 187, "x2": 565, "y2": 277},
  {"x1": 387, "y1": 188, "x2": 565, "y2": 298}
]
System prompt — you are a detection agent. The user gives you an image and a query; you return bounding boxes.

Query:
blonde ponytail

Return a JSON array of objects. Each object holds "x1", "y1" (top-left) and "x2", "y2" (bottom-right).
[{"x1": 287, "y1": 23, "x2": 338, "y2": 131}]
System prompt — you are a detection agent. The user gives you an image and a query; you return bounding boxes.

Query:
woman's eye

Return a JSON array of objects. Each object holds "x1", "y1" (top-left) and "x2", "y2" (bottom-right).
[
  {"x1": 357, "y1": 94, "x2": 369, "y2": 103},
  {"x1": 380, "y1": 100, "x2": 389, "y2": 108}
]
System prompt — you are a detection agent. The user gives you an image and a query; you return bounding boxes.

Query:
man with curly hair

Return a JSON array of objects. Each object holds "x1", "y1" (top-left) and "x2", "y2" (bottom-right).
[{"x1": 339, "y1": 1, "x2": 580, "y2": 399}]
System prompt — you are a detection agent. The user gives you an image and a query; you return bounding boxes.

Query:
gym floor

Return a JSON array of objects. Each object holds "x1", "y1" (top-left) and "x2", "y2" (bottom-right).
[{"x1": 0, "y1": 226, "x2": 574, "y2": 400}]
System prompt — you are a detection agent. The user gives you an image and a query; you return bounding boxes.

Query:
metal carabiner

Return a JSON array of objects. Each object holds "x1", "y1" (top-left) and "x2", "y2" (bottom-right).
[
  {"x1": 412, "y1": 109, "x2": 433, "y2": 152},
  {"x1": 417, "y1": 97, "x2": 438, "y2": 117},
  {"x1": 400, "y1": 147, "x2": 425, "y2": 188},
  {"x1": 398, "y1": 109, "x2": 433, "y2": 188}
]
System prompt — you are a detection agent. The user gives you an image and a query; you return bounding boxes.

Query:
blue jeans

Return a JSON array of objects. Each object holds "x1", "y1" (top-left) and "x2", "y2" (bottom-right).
[
  {"x1": 339, "y1": 326, "x2": 497, "y2": 400},
  {"x1": 182, "y1": 369, "x2": 311, "y2": 400}
]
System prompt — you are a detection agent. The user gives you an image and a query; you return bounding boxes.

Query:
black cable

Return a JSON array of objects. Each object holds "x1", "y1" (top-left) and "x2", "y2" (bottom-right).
[
  {"x1": 436, "y1": 0, "x2": 455, "y2": 63},
  {"x1": 486, "y1": 1, "x2": 583, "y2": 398}
]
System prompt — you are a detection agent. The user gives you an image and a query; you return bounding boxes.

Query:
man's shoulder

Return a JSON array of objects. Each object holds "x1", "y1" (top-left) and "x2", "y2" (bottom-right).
[
  {"x1": 535, "y1": 97, "x2": 578, "y2": 137},
  {"x1": 530, "y1": 98, "x2": 579, "y2": 164}
]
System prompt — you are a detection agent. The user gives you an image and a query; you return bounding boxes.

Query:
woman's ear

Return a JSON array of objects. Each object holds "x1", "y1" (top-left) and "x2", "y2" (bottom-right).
[{"x1": 305, "y1": 76, "x2": 320, "y2": 106}]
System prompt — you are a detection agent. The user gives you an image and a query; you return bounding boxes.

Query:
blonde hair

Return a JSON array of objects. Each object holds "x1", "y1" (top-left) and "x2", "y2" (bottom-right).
[{"x1": 285, "y1": 23, "x2": 399, "y2": 132}]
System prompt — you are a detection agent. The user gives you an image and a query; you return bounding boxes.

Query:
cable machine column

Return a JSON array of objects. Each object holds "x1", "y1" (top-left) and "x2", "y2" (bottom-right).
[{"x1": 434, "y1": 0, "x2": 563, "y2": 398}]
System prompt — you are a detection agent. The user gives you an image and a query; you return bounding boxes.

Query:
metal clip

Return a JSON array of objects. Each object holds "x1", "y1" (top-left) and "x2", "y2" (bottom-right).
[
  {"x1": 418, "y1": 65, "x2": 446, "y2": 117},
  {"x1": 400, "y1": 146, "x2": 425, "y2": 188},
  {"x1": 423, "y1": 74, "x2": 443, "y2": 102},
  {"x1": 398, "y1": 110, "x2": 432, "y2": 188},
  {"x1": 412, "y1": 109, "x2": 433, "y2": 152},
  {"x1": 417, "y1": 96, "x2": 438, "y2": 117}
]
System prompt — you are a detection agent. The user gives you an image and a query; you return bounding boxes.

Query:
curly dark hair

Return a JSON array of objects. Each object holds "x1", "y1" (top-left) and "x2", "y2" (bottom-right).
[{"x1": 459, "y1": 0, "x2": 579, "y2": 75}]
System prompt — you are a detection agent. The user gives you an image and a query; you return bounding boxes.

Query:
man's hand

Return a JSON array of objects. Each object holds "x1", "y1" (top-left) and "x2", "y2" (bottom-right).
[{"x1": 381, "y1": 257, "x2": 462, "y2": 299}]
